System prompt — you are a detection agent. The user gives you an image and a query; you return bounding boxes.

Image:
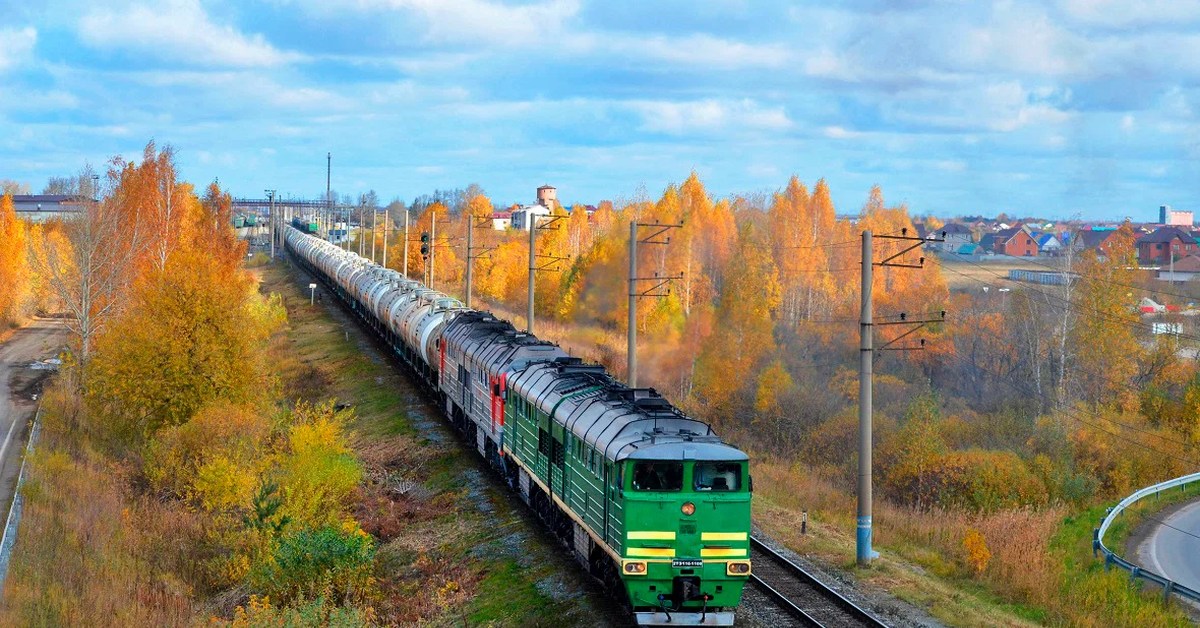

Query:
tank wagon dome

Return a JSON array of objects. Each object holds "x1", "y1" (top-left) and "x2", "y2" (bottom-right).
[{"x1": 509, "y1": 359, "x2": 748, "y2": 463}]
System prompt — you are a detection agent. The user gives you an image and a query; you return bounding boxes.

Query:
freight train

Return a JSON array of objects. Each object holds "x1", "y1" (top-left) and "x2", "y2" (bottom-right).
[{"x1": 285, "y1": 227, "x2": 752, "y2": 626}]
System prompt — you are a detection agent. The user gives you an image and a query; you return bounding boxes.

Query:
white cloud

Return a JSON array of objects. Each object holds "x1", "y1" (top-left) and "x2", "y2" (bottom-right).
[
  {"x1": 631, "y1": 99, "x2": 791, "y2": 135},
  {"x1": 0, "y1": 26, "x2": 37, "y2": 72},
  {"x1": 1059, "y1": 0, "x2": 1200, "y2": 29},
  {"x1": 381, "y1": 0, "x2": 579, "y2": 45},
  {"x1": 956, "y1": 9, "x2": 1088, "y2": 77},
  {"x1": 591, "y1": 33, "x2": 790, "y2": 70},
  {"x1": 78, "y1": 0, "x2": 298, "y2": 68},
  {"x1": 823, "y1": 125, "x2": 863, "y2": 139}
]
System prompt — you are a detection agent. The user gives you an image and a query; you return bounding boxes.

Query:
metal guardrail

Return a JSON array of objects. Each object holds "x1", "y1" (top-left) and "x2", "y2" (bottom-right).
[
  {"x1": 1093, "y1": 471, "x2": 1200, "y2": 603},
  {"x1": 0, "y1": 409, "x2": 41, "y2": 587}
]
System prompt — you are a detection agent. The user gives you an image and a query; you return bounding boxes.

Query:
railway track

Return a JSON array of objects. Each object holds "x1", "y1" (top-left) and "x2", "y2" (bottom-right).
[{"x1": 748, "y1": 536, "x2": 888, "y2": 627}]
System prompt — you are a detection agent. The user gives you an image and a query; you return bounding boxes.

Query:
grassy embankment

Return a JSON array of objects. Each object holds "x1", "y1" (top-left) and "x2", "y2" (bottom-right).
[
  {"x1": 262, "y1": 261, "x2": 610, "y2": 625},
  {"x1": 751, "y1": 459, "x2": 1195, "y2": 627},
  {"x1": 0, "y1": 260, "x2": 609, "y2": 626}
]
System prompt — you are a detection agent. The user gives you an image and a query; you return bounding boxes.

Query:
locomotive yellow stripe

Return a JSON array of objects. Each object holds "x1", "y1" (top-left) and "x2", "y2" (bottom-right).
[
  {"x1": 628, "y1": 531, "x2": 676, "y2": 541},
  {"x1": 626, "y1": 547, "x2": 676, "y2": 558},
  {"x1": 701, "y1": 548, "x2": 748, "y2": 558},
  {"x1": 701, "y1": 532, "x2": 748, "y2": 541}
]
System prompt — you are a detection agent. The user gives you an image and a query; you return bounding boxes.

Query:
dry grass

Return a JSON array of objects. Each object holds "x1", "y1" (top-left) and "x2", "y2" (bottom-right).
[
  {"x1": 751, "y1": 458, "x2": 1193, "y2": 627},
  {"x1": 0, "y1": 432, "x2": 198, "y2": 626}
]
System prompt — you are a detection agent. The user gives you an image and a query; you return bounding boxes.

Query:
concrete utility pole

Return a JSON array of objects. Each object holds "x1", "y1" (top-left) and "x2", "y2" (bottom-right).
[
  {"x1": 856, "y1": 227, "x2": 945, "y2": 567},
  {"x1": 626, "y1": 220, "x2": 683, "y2": 387},
  {"x1": 526, "y1": 214, "x2": 568, "y2": 335},
  {"x1": 857, "y1": 230, "x2": 873, "y2": 568},
  {"x1": 383, "y1": 206, "x2": 389, "y2": 268},
  {"x1": 359, "y1": 201, "x2": 365, "y2": 257},
  {"x1": 466, "y1": 216, "x2": 474, "y2": 307},
  {"x1": 371, "y1": 209, "x2": 377, "y2": 263},
  {"x1": 403, "y1": 209, "x2": 409, "y2": 278},
  {"x1": 326, "y1": 152, "x2": 331, "y2": 232},
  {"x1": 430, "y1": 216, "x2": 437, "y2": 289},
  {"x1": 265, "y1": 189, "x2": 276, "y2": 258},
  {"x1": 627, "y1": 220, "x2": 637, "y2": 385},
  {"x1": 528, "y1": 216, "x2": 537, "y2": 333}
]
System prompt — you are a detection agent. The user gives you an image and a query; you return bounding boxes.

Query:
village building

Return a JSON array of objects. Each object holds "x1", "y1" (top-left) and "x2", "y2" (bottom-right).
[
  {"x1": 1156, "y1": 254, "x2": 1200, "y2": 282},
  {"x1": 1160, "y1": 204, "x2": 1194, "y2": 227},
  {"x1": 1136, "y1": 226, "x2": 1197, "y2": 266},
  {"x1": 1034, "y1": 232, "x2": 1063, "y2": 256},
  {"x1": 11, "y1": 194, "x2": 86, "y2": 223},
  {"x1": 490, "y1": 211, "x2": 512, "y2": 230},
  {"x1": 511, "y1": 184, "x2": 558, "y2": 231},
  {"x1": 993, "y1": 225, "x2": 1039, "y2": 256},
  {"x1": 1070, "y1": 228, "x2": 1122, "y2": 257}
]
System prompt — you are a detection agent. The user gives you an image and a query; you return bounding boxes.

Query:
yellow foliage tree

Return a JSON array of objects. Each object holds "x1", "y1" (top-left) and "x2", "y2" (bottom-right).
[
  {"x1": 694, "y1": 224, "x2": 781, "y2": 419},
  {"x1": 0, "y1": 192, "x2": 31, "y2": 323},
  {"x1": 962, "y1": 528, "x2": 991, "y2": 576},
  {"x1": 145, "y1": 402, "x2": 272, "y2": 509},
  {"x1": 87, "y1": 246, "x2": 283, "y2": 439},
  {"x1": 753, "y1": 359, "x2": 794, "y2": 424},
  {"x1": 1070, "y1": 223, "x2": 1140, "y2": 406},
  {"x1": 274, "y1": 401, "x2": 363, "y2": 529}
]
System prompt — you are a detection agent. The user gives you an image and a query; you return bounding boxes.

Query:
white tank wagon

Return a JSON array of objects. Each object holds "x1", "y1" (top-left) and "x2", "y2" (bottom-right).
[{"x1": 284, "y1": 226, "x2": 465, "y2": 388}]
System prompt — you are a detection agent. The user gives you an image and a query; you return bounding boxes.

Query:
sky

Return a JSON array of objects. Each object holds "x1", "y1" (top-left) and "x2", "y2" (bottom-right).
[{"x1": 1, "y1": 0, "x2": 1199, "y2": 220}]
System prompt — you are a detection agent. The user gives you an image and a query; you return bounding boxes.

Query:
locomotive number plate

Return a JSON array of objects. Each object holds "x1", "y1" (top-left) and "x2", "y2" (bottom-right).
[{"x1": 672, "y1": 559, "x2": 703, "y2": 568}]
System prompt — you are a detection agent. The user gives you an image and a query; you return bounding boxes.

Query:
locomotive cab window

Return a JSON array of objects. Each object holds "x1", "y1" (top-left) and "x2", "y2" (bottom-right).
[
  {"x1": 694, "y1": 461, "x2": 742, "y2": 492},
  {"x1": 631, "y1": 461, "x2": 683, "y2": 492}
]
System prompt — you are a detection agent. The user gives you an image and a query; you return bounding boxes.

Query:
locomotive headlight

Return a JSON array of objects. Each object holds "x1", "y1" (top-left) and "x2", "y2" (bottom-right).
[
  {"x1": 681, "y1": 501, "x2": 696, "y2": 516},
  {"x1": 726, "y1": 561, "x2": 752, "y2": 576},
  {"x1": 622, "y1": 560, "x2": 648, "y2": 575}
]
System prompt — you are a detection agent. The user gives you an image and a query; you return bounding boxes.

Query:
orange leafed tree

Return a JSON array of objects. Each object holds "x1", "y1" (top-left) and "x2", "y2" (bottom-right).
[
  {"x1": 693, "y1": 223, "x2": 781, "y2": 420},
  {"x1": 0, "y1": 192, "x2": 31, "y2": 324}
]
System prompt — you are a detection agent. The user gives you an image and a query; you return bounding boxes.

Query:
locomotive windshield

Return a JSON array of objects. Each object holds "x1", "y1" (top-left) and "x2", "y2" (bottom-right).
[
  {"x1": 694, "y1": 461, "x2": 742, "y2": 491},
  {"x1": 631, "y1": 461, "x2": 683, "y2": 491}
]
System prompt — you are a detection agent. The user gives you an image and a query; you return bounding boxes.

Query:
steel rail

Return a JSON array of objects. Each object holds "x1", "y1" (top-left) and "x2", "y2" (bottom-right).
[
  {"x1": 750, "y1": 536, "x2": 888, "y2": 627},
  {"x1": 748, "y1": 573, "x2": 823, "y2": 626}
]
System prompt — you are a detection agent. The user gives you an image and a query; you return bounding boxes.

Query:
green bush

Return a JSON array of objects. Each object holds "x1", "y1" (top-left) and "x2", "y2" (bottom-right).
[{"x1": 254, "y1": 526, "x2": 376, "y2": 605}]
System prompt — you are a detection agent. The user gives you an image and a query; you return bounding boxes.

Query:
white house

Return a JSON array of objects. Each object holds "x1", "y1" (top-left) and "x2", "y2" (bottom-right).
[
  {"x1": 1036, "y1": 233, "x2": 1063, "y2": 256},
  {"x1": 511, "y1": 203, "x2": 552, "y2": 231}
]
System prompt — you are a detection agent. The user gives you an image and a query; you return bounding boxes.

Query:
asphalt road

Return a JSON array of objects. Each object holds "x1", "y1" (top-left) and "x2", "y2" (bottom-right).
[
  {"x1": 1137, "y1": 497, "x2": 1200, "y2": 593},
  {"x1": 0, "y1": 319, "x2": 67, "y2": 514}
]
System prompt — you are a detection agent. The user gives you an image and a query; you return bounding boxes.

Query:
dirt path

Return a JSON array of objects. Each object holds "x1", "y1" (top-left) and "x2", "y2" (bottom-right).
[{"x1": 0, "y1": 319, "x2": 68, "y2": 513}]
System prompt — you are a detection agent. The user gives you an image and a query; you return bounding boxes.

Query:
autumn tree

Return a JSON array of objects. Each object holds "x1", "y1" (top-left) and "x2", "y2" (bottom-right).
[
  {"x1": 1069, "y1": 222, "x2": 1140, "y2": 406},
  {"x1": 0, "y1": 192, "x2": 31, "y2": 324},
  {"x1": 693, "y1": 224, "x2": 781, "y2": 420},
  {"x1": 31, "y1": 184, "x2": 137, "y2": 362},
  {"x1": 86, "y1": 246, "x2": 282, "y2": 440}
]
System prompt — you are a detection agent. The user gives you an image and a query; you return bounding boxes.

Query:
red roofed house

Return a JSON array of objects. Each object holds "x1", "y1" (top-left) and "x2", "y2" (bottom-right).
[
  {"x1": 1137, "y1": 226, "x2": 1197, "y2": 266},
  {"x1": 993, "y1": 225, "x2": 1039, "y2": 257},
  {"x1": 1070, "y1": 228, "x2": 1122, "y2": 257}
]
